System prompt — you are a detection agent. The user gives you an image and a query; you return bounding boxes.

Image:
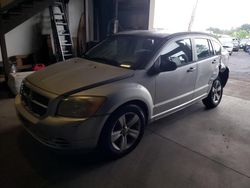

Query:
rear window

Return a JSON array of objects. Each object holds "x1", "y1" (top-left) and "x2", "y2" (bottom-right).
[
  {"x1": 212, "y1": 41, "x2": 222, "y2": 55},
  {"x1": 195, "y1": 38, "x2": 211, "y2": 60}
]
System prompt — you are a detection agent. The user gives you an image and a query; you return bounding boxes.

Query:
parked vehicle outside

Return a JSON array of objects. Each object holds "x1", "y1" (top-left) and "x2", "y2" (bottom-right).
[
  {"x1": 244, "y1": 40, "x2": 250, "y2": 53},
  {"x1": 240, "y1": 38, "x2": 249, "y2": 49},
  {"x1": 223, "y1": 43, "x2": 234, "y2": 55},
  {"x1": 15, "y1": 31, "x2": 229, "y2": 157},
  {"x1": 219, "y1": 37, "x2": 234, "y2": 55},
  {"x1": 232, "y1": 38, "x2": 240, "y2": 51}
]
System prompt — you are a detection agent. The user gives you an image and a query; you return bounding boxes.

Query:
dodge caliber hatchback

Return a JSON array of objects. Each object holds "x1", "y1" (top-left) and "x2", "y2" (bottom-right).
[{"x1": 16, "y1": 31, "x2": 229, "y2": 157}]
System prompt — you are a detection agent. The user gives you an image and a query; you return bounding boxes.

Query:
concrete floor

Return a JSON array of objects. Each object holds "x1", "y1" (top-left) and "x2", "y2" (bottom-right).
[{"x1": 1, "y1": 51, "x2": 250, "y2": 188}]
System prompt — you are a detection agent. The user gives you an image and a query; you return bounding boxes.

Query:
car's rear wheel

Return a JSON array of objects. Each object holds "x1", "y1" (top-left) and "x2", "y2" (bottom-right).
[
  {"x1": 99, "y1": 104, "x2": 145, "y2": 158},
  {"x1": 202, "y1": 78, "x2": 223, "y2": 109}
]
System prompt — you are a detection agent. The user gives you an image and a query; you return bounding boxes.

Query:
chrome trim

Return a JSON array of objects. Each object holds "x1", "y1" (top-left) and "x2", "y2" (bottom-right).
[{"x1": 30, "y1": 99, "x2": 48, "y2": 109}]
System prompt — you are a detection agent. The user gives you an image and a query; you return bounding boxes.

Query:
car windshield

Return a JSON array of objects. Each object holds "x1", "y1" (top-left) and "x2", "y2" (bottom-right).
[{"x1": 84, "y1": 35, "x2": 162, "y2": 70}]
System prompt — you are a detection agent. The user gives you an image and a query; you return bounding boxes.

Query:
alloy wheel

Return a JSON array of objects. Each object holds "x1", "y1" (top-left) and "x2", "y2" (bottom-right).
[
  {"x1": 111, "y1": 112, "x2": 141, "y2": 151},
  {"x1": 212, "y1": 80, "x2": 222, "y2": 104}
]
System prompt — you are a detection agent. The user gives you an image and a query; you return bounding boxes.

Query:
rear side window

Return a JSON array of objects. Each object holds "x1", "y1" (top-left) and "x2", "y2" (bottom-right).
[
  {"x1": 212, "y1": 41, "x2": 222, "y2": 55},
  {"x1": 195, "y1": 38, "x2": 211, "y2": 60},
  {"x1": 161, "y1": 38, "x2": 193, "y2": 67}
]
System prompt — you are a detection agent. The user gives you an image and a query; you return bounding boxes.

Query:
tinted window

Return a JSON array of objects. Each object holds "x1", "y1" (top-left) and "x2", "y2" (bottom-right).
[
  {"x1": 85, "y1": 36, "x2": 161, "y2": 70},
  {"x1": 212, "y1": 41, "x2": 222, "y2": 55},
  {"x1": 161, "y1": 38, "x2": 193, "y2": 67},
  {"x1": 195, "y1": 39, "x2": 210, "y2": 60}
]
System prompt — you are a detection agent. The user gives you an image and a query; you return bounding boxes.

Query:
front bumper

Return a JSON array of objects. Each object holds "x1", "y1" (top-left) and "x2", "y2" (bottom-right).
[{"x1": 15, "y1": 95, "x2": 109, "y2": 150}]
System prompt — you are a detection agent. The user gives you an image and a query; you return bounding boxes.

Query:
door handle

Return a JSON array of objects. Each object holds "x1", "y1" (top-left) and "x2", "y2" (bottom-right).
[
  {"x1": 212, "y1": 59, "x2": 217, "y2": 64},
  {"x1": 187, "y1": 67, "x2": 196, "y2": 72}
]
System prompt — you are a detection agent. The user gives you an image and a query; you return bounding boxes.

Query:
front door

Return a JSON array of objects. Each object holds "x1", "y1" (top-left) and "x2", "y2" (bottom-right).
[{"x1": 154, "y1": 38, "x2": 197, "y2": 117}]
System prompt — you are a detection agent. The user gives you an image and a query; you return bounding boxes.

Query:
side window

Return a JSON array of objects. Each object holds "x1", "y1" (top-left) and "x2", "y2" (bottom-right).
[
  {"x1": 195, "y1": 38, "x2": 211, "y2": 60},
  {"x1": 161, "y1": 38, "x2": 193, "y2": 67},
  {"x1": 212, "y1": 41, "x2": 222, "y2": 55}
]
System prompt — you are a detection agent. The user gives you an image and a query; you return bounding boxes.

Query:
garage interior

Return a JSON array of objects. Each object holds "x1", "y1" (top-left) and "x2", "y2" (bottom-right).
[{"x1": 1, "y1": 0, "x2": 250, "y2": 188}]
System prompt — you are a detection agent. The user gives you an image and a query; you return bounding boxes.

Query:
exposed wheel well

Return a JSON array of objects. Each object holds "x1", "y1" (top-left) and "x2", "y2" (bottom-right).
[{"x1": 219, "y1": 67, "x2": 229, "y2": 87}]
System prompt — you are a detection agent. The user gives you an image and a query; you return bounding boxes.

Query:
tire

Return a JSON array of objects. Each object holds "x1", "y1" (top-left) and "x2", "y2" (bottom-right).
[
  {"x1": 202, "y1": 78, "x2": 223, "y2": 109},
  {"x1": 99, "y1": 104, "x2": 145, "y2": 158}
]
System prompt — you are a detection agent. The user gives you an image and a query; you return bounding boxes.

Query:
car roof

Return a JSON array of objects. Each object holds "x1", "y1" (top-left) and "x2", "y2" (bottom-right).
[
  {"x1": 116, "y1": 30, "x2": 214, "y2": 40},
  {"x1": 116, "y1": 30, "x2": 170, "y2": 39}
]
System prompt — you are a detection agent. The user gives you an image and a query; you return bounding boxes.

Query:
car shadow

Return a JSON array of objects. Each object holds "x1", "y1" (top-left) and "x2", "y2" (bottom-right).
[
  {"x1": 18, "y1": 102, "x2": 209, "y2": 180},
  {"x1": 16, "y1": 129, "x2": 114, "y2": 185},
  {"x1": 0, "y1": 81, "x2": 15, "y2": 100},
  {"x1": 0, "y1": 101, "x2": 213, "y2": 187}
]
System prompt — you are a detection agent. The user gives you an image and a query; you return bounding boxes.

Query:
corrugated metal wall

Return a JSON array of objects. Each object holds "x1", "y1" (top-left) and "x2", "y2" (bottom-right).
[{"x1": 93, "y1": 0, "x2": 150, "y2": 41}]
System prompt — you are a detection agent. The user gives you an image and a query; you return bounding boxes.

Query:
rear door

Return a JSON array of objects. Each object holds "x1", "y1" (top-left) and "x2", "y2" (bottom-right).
[{"x1": 193, "y1": 38, "x2": 220, "y2": 98}]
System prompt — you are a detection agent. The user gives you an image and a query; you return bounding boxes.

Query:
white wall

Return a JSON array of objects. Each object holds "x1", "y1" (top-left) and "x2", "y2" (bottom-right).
[
  {"x1": 86, "y1": 0, "x2": 94, "y2": 42},
  {"x1": 0, "y1": 16, "x2": 40, "y2": 61},
  {"x1": 148, "y1": 0, "x2": 155, "y2": 30},
  {"x1": 0, "y1": 0, "x2": 84, "y2": 62},
  {"x1": 68, "y1": 0, "x2": 84, "y2": 37}
]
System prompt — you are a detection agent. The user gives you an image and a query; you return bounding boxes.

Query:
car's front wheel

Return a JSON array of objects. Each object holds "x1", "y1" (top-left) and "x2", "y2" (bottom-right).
[
  {"x1": 99, "y1": 104, "x2": 145, "y2": 158},
  {"x1": 202, "y1": 78, "x2": 223, "y2": 109}
]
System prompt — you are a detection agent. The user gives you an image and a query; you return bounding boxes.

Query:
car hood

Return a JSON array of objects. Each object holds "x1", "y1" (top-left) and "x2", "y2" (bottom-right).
[{"x1": 26, "y1": 58, "x2": 134, "y2": 95}]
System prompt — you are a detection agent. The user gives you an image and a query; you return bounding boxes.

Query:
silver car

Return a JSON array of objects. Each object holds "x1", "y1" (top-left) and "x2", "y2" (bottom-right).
[{"x1": 15, "y1": 31, "x2": 229, "y2": 157}]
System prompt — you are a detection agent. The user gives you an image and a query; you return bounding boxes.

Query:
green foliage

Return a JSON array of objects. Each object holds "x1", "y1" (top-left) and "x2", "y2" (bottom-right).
[
  {"x1": 206, "y1": 24, "x2": 250, "y2": 39},
  {"x1": 232, "y1": 30, "x2": 249, "y2": 39},
  {"x1": 240, "y1": 24, "x2": 250, "y2": 32}
]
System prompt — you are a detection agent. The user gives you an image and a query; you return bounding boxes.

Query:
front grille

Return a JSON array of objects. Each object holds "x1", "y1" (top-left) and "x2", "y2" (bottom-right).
[{"x1": 21, "y1": 84, "x2": 50, "y2": 117}]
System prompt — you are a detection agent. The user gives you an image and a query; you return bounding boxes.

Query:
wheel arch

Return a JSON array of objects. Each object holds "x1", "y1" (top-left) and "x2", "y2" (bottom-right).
[
  {"x1": 111, "y1": 100, "x2": 149, "y2": 124},
  {"x1": 219, "y1": 67, "x2": 229, "y2": 87},
  {"x1": 98, "y1": 99, "x2": 149, "y2": 154}
]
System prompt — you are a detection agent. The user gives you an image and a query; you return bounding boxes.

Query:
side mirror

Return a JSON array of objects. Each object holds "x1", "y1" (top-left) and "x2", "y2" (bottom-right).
[{"x1": 159, "y1": 56, "x2": 177, "y2": 72}]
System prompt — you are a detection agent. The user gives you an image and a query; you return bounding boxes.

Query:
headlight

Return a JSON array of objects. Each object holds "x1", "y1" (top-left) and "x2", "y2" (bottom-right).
[{"x1": 57, "y1": 96, "x2": 106, "y2": 118}]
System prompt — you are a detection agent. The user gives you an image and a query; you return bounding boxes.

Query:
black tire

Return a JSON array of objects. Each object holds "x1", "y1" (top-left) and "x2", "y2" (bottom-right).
[
  {"x1": 99, "y1": 104, "x2": 145, "y2": 158},
  {"x1": 202, "y1": 77, "x2": 223, "y2": 109}
]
